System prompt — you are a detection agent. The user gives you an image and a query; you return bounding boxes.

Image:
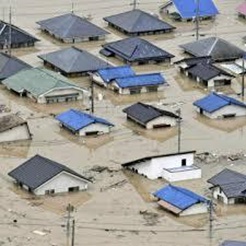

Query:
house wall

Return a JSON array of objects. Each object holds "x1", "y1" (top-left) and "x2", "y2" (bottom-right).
[
  {"x1": 207, "y1": 75, "x2": 232, "y2": 88},
  {"x1": 34, "y1": 171, "x2": 89, "y2": 195},
  {"x1": 195, "y1": 104, "x2": 246, "y2": 119},
  {"x1": 37, "y1": 88, "x2": 84, "y2": 104},
  {"x1": 180, "y1": 203, "x2": 208, "y2": 216},
  {"x1": 146, "y1": 116, "x2": 177, "y2": 129},
  {"x1": 211, "y1": 186, "x2": 235, "y2": 204},
  {"x1": 78, "y1": 123, "x2": 111, "y2": 136},
  {"x1": 162, "y1": 167, "x2": 201, "y2": 182},
  {"x1": 92, "y1": 73, "x2": 108, "y2": 87},
  {"x1": 127, "y1": 152, "x2": 194, "y2": 180},
  {"x1": 0, "y1": 124, "x2": 31, "y2": 143}
]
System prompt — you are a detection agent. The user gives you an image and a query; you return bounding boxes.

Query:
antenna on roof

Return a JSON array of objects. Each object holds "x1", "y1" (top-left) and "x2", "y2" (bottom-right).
[{"x1": 8, "y1": 1, "x2": 12, "y2": 56}]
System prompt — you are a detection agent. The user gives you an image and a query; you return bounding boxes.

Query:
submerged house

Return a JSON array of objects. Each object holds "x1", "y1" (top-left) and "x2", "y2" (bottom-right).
[
  {"x1": 36, "y1": 13, "x2": 109, "y2": 43},
  {"x1": 0, "y1": 114, "x2": 32, "y2": 143},
  {"x1": 122, "y1": 102, "x2": 179, "y2": 128},
  {"x1": 153, "y1": 184, "x2": 208, "y2": 216},
  {"x1": 0, "y1": 20, "x2": 39, "y2": 49},
  {"x1": 122, "y1": 151, "x2": 201, "y2": 182},
  {"x1": 8, "y1": 154, "x2": 92, "y2": 195},
  {"x1": 0, "y1": 52, "x2": 31, "y2": 81},
  {"x1": 180, "y1": 37, "x2": 244, "y2": 62},
  {"x1": 103, "y1": 9, "x2": 175, "y2": 36},
  {"x1": 207, "y1": 168, "x2": 246, "y2": 204},
  {"x1": 38, "y1": 46, "x2": 110, "y2": 77},
  {"x1": 2, "y1": 68, "x2": 87, "y2": 103},
  {"x1": 160, "y1": 0, "x2": 219, "y2": 21},
  {"x1": 193, "y1": 92, "x2": 246, "y2": 119},
  {"x1": 100, "y1": 37, "x2": 174, "y2": 65},
  {"x1": 56, "y1": 109, "x2": 114, "y2": 136}
]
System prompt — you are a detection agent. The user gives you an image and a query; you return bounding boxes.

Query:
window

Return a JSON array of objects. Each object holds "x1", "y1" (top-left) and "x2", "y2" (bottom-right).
[
  {"x1": 68, "y1": 186, "x2": 80, "y2": 192},
  {"x1": 45, "y1": 189, "x2": 55, "y2": 195},
  {"x1": 147, "y1": 86, "x2": 158, "y2": 92},
  {"x1": 181, "y1": 159, "x2": 186, "y2": 166},
  {"x1": 130, "y1": 88, "x2": 141, "y2": 94}
]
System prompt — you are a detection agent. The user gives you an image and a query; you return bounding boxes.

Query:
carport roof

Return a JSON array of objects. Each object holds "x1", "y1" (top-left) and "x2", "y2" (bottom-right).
[
  {"x1": 8, "y1": 155, "x2": 92, "y2": 190},
  {"x1": 103, "y1": 9, "x2": 175, "y2": 34},
  {"x1": 38, "y1": 47, "x2": 110, "y2": 74}
]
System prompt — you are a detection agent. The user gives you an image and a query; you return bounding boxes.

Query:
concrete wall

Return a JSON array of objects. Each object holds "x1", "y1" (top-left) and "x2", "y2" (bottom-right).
[
  {"x1": 146, "y1": 116, "x2": 177, "y2": 129},
  {"x1": 0, "y1": 124, "x2": 31, "y2": 143},
  {"x1": 180, "y1": 203, "x2": 208, "y2": 216},
  {"x1": 195, "y1": 104, "x2": 246, "y2": 119},
  {"x1": 78, "y1": 123, "x2": 111, "y2": 136},
  {"x1": 162, "y1": 167, "x2": 201, "y2": 182},
  {"x1": 34, "y1": 171, "x2": 89, "y2": 195}
]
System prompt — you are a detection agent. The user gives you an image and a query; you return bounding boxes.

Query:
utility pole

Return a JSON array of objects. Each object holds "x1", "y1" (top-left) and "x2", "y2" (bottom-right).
[
  {"x1": 195, "y1": 0, "x2": 200, "y2": 41},
  {"x1": 71, "y1": 0, "x2": 74, "y2": 14},
  {"x1": 71, "y1": 219, "x2": 75, "y2": 246},
  {"x1": 130, "y1": 0, "x2": 138, "y2": 10},
  {"x1": 8, "y1": 4, "x2": 12, "y2": 56},
  {"x1": 208, "y1": 200, "x2": 213, "y2": 239},
  {"x1": 91, "y1": 80, "x2": 94, "y2": 114},
  {"x1": 242, "y1": 56, "x2": 245, "y2": 100},
  {"x1": 176, "y1": 108, "x2": 181, "y2": 153},
  {"x1": 65, "y1": 204, "x2": 74, "y2": 246}
]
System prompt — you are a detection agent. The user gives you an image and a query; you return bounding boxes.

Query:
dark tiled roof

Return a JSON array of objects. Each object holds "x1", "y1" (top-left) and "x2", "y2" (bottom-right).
[
  {"x1": 103, "y1": 9, "x2": 175, "y2": 34},
  {"x1": 187, "y1": 63, "x2": 233, "y2": 81},
  {"x1": 0, "y1": 114, "x2": 27, "y2": 132},
  {"x1": 180, "y1": 37, "x2": 245, "y2": 61},
  {"x1": 0, "y1": 52, "x2": 31, "y2": 80},
  {"x1": 174, "y1": 56, "x2": 212, "y2": 67},
  {"x1": 102, "y1": 37, "x2": 174, "y2": 62},
  {"x1": 8, "y1": 155, "x2": 92, "y2": 190},
  {"x1": 38, "y1": 47, "x2": 110, "y2": 73},
  {"x1": 0, "y1": 21, "x2": 39, "y2": 46},
  {"x1": 123, "y1": 102, "x2": 179, "y2": 124},
  {"x1": 37, "y1": 13, "x2": 109, "y2": 39},
  {"x1": 207, "y1": 169, "x2": 246, "y2": 198}
]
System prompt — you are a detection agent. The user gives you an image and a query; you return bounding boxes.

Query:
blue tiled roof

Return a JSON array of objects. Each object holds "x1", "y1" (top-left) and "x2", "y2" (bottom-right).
[
  {"x1": 193, "y1": 93, "x2": 246, "y2": 113},
  {"x1": 153, "y1": 184, "x2": 208, "y2": 210},
  {"x1": 97, "y1": 66, "x2": 135, "y2": 83},
  {"x1": 56, "y1": 109, "x2": 114, "y2": 131},
  {"x1": 114, "y1": 73, "x2": 166, "y2": 88},
  {"x1": 172, "y1": 0, "x2": 219, "y2": 19}
]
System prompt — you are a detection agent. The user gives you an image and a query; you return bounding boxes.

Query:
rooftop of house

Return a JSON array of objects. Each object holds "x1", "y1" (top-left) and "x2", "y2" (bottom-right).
[{"x1": 0, "y1": 114, "x2": 27, "y2": 133}]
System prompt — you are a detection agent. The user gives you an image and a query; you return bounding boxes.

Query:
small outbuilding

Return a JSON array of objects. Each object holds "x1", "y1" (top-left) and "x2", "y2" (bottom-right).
[
  {"x1": 122, "y1": 102, "x2": 179, "y2": 128},
  {"x1": 8, "y1": 154, "x2": 92, "y2": 195},
  {"x1": 0, "y1": 52, "x2": 31, "y2": 81},
  {"x1": 153, "y1": 184, "x2": 208, "y2": 216},
  {"x1": 92, "y1": 66, "x2": 136, "y2": 87},
  {"x1": 122, "y1": 150, "x2": 201, "y2": 182},
  {"x1": 0, "y1": 114, "x2": 32, "y2": 143},
  {"x1": 56, "y1": 109, "x2": 114, "y2": 136},
  {"x1": 103, "y1": 9, "x2": 175, "y2": 36},
  {"x1": 193, "y1": 92, "x2": 246, "y2": 119},
  {"x1": 2, "y1": 68, "x2": 87, "y2": 104},
  {"x1": 0, "y1": 20, "x2": 39, "y2": 49},
  {"x1": 37, "y1": 13, "x2": 109, "y2": 43},
  {"x1": 180, "y1": 37, "x2": 245, "y2": 62},
  {"x1": 237, "y1": 2, "x2": 246, "y2": 19},
  {"x1": 100, "y1": 37, "x2": 174, "y2": 65},
  {"x1": 38, "y1": 46, "x2": 110, "y2": 77},
  {"x1": 160, "y1": 0, "x2": 219, "y2": 21},
  {"x1": 207, "y1": 168, "x2": 246, "y2": 204}
]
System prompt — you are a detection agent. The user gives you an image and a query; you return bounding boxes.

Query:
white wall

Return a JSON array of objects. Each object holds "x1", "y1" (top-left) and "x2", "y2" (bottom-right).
[
  {"x1": 195, "y1": 104, "x2": 246, "y2": 119},
  {"x1": 146, "y1": 116, "x2": 177, "y2": 129},
  {"x1": 34, "y1": 171, "x2": 89, "y2": 195},
  {"x1": 162, "y1": 167, "x2": 201, "y2": 182},
  {"x1": 128, "y1": 152, "x2": 194, "y2": 180},
  {"x1": 207, "y1": 75, "x2": 232, "y2": 88},
  {"x1": 0, "y1": 124, "x2": 31, "y2": 143},
  {"x1": 211, "y1": 186, "x2": 234, "y2": 204},
  {"x1": 180, "y1": 203, "x2": 208, "y2": 216},
  {"x1": 78, "y1": 123, "x2": 111, "y2": 136},
  {"x1": 92, "y1": 74, "x2": 108, "y2": 87}
]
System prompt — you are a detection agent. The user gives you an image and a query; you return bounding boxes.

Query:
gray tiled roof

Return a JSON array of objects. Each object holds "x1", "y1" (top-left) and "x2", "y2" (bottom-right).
[
  {"x1": 0, "y1": 20, "x2": 39, "y2": 46},
  {"x1": 207, "y1": 169, "x2": 246, "y2": 198},
  {"x1": 123, "y1": 102, "x2": 179, "y2": 124},
  {"x1": 102, "y1": 37, "x2": 174, "y2": 62},
  {"x1": 221, "y1": 241, "x2": 246, "y2": 246},
  {"x1": 0, "y1": 52, "x2": 31, "y2": 80},
  {"x1": 0, "y1": 114, "x2": 27, "y2": 133},
  {"x1": 174, "y1": 56, "x2": 212, "y2": 67},
  {"x1": 37, "y1": 13, "x2": 109, "y2": 39},
  {"x1": 103, "y1": 9, "x2": 175, "y2": 34},
  {"x1": 8, "y1": 155, "x2": 92, "y2": 190},
  {"x1": 180, "y1": 37, "x2": 245, "y2": 61},
  {"x1": 38, "y1": 46, "x2": 110, "y2": 74}
]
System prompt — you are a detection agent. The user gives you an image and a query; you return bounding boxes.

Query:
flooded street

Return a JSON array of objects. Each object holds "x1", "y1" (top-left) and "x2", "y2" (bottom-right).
[{"x1": 0, "y1": 0, "x2": 246, "y2": 245}]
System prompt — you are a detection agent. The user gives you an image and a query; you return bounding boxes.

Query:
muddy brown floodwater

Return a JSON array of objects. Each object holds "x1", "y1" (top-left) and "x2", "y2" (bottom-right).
[{"x1": 0, "y1": 0, "x2": 246, "y2": 245}]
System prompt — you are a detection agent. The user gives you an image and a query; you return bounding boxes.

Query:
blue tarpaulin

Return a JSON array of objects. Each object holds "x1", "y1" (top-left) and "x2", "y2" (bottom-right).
[
  {"x1": 193, "y1": 93, "x2": 246, "y2": 113},
  {"x1": 56, "y1": 109, "x2": 114, "y2": 131},
  {"x1": 172, "y1": 0, "x2": 219, "y2": 19},
  {"x1": 153, "y1": 184, "x2": 208, "y2": 210}
]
